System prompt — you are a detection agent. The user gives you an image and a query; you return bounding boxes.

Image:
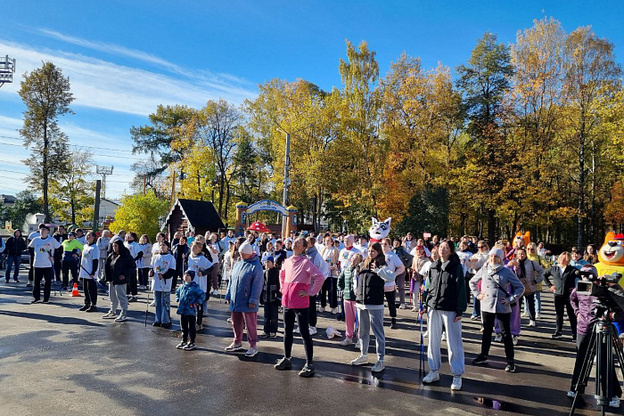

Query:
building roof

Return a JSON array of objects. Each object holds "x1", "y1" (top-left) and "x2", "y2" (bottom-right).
[
  {"x1": 1, "y1": 194, "x2": 17, "y2": 204},
  {"x1": 165, "y1": 199, "x2": 225, "y2": 231}
]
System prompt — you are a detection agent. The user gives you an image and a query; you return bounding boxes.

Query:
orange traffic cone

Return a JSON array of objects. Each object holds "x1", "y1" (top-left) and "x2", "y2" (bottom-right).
[{"x1": 71, "y1": 282, "x2": 81, "y2": 297}]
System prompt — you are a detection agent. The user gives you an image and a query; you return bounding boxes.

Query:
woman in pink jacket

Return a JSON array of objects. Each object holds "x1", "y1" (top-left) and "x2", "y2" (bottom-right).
[{"x1": 274, "y1": 237, "x2": 325, "y2": 378}]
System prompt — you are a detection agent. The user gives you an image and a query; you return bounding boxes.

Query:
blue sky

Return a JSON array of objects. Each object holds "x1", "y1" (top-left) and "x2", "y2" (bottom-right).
[{"x1": 1, "y1": 0, "x2": 623, "y2": 199}]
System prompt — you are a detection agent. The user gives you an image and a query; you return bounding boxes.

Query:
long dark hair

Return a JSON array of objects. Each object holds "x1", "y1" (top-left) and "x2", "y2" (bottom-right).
[
  {"x1": 363, "y1": 242, "x2": 387, "y2": 269},
  {"x1": 112, "y1": 239, "x2": 130, "y2": 257}
]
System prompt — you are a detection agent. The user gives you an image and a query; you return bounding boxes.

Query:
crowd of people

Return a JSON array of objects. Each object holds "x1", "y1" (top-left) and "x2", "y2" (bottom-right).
[{"x1": 0, "y1": 226, "x2": 620, "y2": 406}]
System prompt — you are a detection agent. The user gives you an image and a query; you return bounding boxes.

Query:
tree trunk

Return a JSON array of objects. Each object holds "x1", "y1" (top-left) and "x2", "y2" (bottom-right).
[
  {"x1": 42, "y1": 121, "x2": 50, "y2": 221},
  {"x1": 577, "y1": 128, "x2": 586, "y2": 249},
  {"x1": 71, "y1": 198, "x2": 76, "y2": 225},
  {"x1": 487, "y1": 209, "x2": 496, "y2": 246},
  {"x1": 224, "y1": 180, "x2": 231, "y2": 227}
]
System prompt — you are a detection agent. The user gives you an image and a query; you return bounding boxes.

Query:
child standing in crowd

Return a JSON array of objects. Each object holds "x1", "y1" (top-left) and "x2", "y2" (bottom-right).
[
  {"x1": 261, "y1": 256, "x2": 280, "y2": 338},
  {"x1": 338, "y1": 253, "x2": 363, "y2": 346},
  {"x1": 175, "y1": 270, "x2": 206, "y2": 351},
  {"x1": 151, "y1": 241, "x2": 177, "y2": 329},
  {"x1": 187, "y1": 242, "x2": 213, "y2": 330}
]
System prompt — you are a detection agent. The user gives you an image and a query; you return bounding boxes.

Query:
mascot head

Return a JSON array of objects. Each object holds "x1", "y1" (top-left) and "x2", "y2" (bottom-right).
[
  {"x1": 598, "y1": 232, "x2": 624, "y2": 265},
  {"x1": 513, "y1": 231, "x2": 530, "y2": 249},
  {"x1": 369, "y1": 217, "x2": 391, "y2": 242}
]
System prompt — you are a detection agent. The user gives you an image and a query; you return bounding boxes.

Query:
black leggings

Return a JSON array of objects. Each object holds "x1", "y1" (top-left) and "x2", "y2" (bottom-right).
[
  {"x1": 33, "y1": 267, "x2": 53, "y2": 302},
  {"x1": 83, "y1": 278, "x2": 97, "y2": 306},
  {"x1": 481, "y1": 311, "x2": 514, "y2": 362},
  {"x1": 320, "y1": 278, "x2": 338, "y2": 308},
  {"x1": 284, "y1": 307, "x2": 313, "y2": 364},
  {"x1": 62, "y1": 260, "x2": 78, "y2": 287},
  {"x1": 384, "y1": 291, "x2": 397, "y2": 318},
  {"x1": 264, "y1": 302, "x2": 279, "y2": 334},
  {"x1": 307, "y1": 295, "x2": 317, "y2": 327},
  {"x1": 138, "y1": 267, "x2": 150, "y2": 287},
  {"x1": 181, "y1": 315, "x2": 197, "y2": 343},
  {"x1": 524, "y1": 293, "x2": 536, "y2": 320}
]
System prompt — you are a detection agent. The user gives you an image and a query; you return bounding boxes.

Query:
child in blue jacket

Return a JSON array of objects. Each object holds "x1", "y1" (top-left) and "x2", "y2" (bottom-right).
[{"x1": 175, "y1": 270, "x2": 206, "y2": 351}]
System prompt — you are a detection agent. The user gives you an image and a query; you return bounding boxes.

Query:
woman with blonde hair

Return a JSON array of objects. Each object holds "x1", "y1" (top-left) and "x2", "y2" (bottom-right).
[{"x1": 544, "y1": 252, "x2": 581, "y2": 340}]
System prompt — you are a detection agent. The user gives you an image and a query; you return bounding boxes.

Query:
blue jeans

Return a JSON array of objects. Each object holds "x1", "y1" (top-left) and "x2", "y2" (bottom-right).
[
  {"x1": 535, "y1": 291, "x2": 541, "y2": 315},
  {"x1": 5, "y1": 254, "x2": 20, "y2": 281},
  {"x1": 154, "y1": 291, "x2": 170, "y2": 324},
  {"x1": 471, "y1": 296, "x2": 481, "y2": 317}
]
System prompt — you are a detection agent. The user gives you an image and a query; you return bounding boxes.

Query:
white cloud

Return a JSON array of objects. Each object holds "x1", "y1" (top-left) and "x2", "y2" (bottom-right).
[{"x1": 0, "y1": 38, "x2": 257, "y2": 116}]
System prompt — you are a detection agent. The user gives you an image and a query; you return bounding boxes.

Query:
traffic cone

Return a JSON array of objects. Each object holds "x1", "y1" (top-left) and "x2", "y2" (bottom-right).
[{"x1": 71, "y1": 282, "x2": 81, "y2": 297}]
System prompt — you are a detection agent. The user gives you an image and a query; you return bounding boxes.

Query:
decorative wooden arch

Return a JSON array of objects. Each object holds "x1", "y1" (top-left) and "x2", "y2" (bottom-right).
[{"x1": 235, "y1": 199, "x2": 297, "y2": 237}]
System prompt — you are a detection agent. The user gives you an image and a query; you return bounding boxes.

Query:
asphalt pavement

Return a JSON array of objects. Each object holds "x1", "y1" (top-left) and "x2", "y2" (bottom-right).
[{"x1": 0, "y1": 274, "x2": 618, "y2": 416}]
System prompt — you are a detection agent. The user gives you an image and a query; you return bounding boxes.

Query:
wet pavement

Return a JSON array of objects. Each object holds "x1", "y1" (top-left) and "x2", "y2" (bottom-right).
[{"x1": 0, "y1": 279, "x2": 618, "y2": 415}]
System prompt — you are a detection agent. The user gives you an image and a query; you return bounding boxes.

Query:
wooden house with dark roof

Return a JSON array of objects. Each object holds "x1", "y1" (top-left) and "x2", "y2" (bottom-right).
[{"x1": 163, "y1": 199, "x2": 225, "y2": 240}]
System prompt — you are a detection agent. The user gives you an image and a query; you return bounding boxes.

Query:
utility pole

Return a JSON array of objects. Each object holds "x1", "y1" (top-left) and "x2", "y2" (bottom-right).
[
  {"x1": 96, "y1": 165, "x2": 114, "y2": 199},
  {"x1": 282, "y1": 132, "x2": 291, "y2": 207},
  {"x1": 93, "y1": 180, "x2": 102, "y2": 231}
]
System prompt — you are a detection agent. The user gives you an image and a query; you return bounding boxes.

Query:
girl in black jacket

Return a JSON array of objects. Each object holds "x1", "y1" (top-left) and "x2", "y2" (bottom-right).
[
  {"x1": 102, "y1": 240, "x2": 135, "y2": 322},
  {"x1": 4, "y1": 230, "x2": 27, "y2": 283}
]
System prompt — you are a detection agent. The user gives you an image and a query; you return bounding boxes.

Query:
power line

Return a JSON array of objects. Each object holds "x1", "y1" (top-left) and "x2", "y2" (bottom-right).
[{"x1": 0, "y1": 134, "x2": 143, "y2": 156}]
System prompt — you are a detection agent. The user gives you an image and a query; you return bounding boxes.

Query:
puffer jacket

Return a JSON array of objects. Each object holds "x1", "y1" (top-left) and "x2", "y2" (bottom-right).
[
  {"x1": 104, "y1": 248, "x2": 135, "y2": 285},
  {"x1": 176, "y1": 281, "x2": 206, "y2": 316},
  {"x1": 226, "y1": 254, "x2": 263, "y2": 313},
  {"x1": 338, "y1": 266, "x2": 358, "y2": 301},
  {"x1": 570, "y1": 287, "x2": 596, "y2": 336},
  {"x1": 470, "y1": 264, "x2": 524, "y2": 314},
  {"x1": 355, "y1": 265, "x2": 396, "y2": 306},
  {"x1": 424, "y1": 257, "x2": 467, "y2": 315}
]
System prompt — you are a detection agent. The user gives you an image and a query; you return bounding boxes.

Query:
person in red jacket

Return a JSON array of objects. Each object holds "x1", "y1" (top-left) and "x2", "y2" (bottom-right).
[{"x1": 274, "y1": 237, "x2": 324, "y2": 378}]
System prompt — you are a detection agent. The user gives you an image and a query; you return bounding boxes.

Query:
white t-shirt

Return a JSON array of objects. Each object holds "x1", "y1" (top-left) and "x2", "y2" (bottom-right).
[
  {"x1": 339, "y1": 246, "x2": 362, "y2": 271},
  {"x1": 187, "y1": 254, "x2": 213, "y2": 293},
  {"x1": 151, "y1": 253, "x2": 177, "y2": 292},
  {"x1": 29, "y1": 236, "x2": 61, "y2": 268},
  {"x1": 79, "y1": 243, "x2": 100, "y2": 279},
  {"x1": 384, "y1": 251, "x2": 405, "y2": 288}
]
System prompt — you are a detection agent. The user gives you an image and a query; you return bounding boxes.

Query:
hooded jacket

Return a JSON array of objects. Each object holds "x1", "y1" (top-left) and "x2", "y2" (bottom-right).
[
  {"x1": 279, "y1": 255, "x2": 324, "y2": 309},
  {"x1": 5, "y1": 232, "x2": 27, "y2": 256},
  {"x1": 226, "y1": 254, "x2": 263, "y2": 313},
  {"x1": 176, "y1": 281, "x2": 206, "y2": 316},
  {"x1": 105, "y1": 245, "x2": 135, "y2": 285}
]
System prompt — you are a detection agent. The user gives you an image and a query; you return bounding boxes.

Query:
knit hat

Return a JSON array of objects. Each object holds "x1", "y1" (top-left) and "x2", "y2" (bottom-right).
[
  {"x1": 184, "y1": 269, "x2": 196, "y2": 279},
  {"x1": 489, "y1": 247, "x2": 504, "y2": 260},
  {"x1": 239, "y1": 241, "x2": 253, "y2": 255},
  {"x1": 264, "y1": 256, "x2": 274, "y2": 264}
]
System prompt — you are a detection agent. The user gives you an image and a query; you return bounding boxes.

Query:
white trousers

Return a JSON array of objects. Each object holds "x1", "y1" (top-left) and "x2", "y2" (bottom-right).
[{"x1": 427, "y1": 309, "x2": 465, "y2": 376}]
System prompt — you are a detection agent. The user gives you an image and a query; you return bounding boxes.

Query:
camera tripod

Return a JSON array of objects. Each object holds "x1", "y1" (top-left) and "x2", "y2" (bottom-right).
[{"x1": 569, "y1": 305, "x2": 624, "y2": 416}]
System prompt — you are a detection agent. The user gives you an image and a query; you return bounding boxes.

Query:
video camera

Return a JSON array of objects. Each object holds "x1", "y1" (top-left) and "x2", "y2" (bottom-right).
[{"x1": 576, "y1": 272, "x2": 624, "y2": 317}]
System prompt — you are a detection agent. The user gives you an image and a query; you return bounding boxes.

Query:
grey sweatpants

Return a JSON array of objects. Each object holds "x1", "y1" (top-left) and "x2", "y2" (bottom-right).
[
  {"x1": 357, "y1": 307, "x2": 385, "y2": 361},
  {"x1": 427, "y1": 309, "x2": 465, "y2": 376},
  {"x1": 109, "y1": 283, "x2": 128, "y2": 314}
]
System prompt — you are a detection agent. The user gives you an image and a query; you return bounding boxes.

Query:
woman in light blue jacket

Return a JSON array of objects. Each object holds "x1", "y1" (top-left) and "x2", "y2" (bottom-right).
[
  {"x1": 224, "y1": 241, "x2": 264, "y2": 358},
  {"x1": 469, "y1": 247, "x2": 524, "y2": 373}
]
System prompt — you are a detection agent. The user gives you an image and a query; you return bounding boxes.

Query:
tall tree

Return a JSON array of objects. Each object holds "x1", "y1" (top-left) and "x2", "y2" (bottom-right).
[
  {"x1": 562, "y1": 26, "x2": 622, "y2": 247},
  {"x1": 109, "y1": 191, "x2": 169, "y2": 238},
  {"x1": 19, "y1": 62, "x2": 74, "y2": 221},
  {"x1": 456, "y1": 33, "x2": 514, "y2": 244},
  {"x1": 49, "y1": 148, "x2": 94, "y2": 225}
]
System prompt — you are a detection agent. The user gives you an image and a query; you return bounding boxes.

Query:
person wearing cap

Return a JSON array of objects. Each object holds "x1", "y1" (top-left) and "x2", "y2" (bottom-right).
[
  {"x1": 175, "y1": 270, "x2": 206, "y2": 351},
  {"x1": 274, "y1": 237, "x2": 325, "y2": 377},
  {"x1": 224, "y1": 240, "x2": 264, "y2": 358},
  {"x1": 78, "y1": 231, "x2": 100, "y2": 312},
  {"x1": 469, "y1": 247, "x2": 524, "y2": 373},
  {"x1": 260, "y1": 256, "x2": 280, "y2": 338},
  {"x1": 61, "y1": 232, "x2": 84, "y2": 291},
  {"x1": 28, "y1": 225, "x2": 61, "y2": 303}
]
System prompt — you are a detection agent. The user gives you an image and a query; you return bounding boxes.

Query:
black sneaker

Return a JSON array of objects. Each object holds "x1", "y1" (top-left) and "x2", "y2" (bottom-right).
[
  {"x1": 26, "y1": 283, "x2": 32, "y2": 287},
  {"x1": 552, "y1": 332, "x2": 563, "y2": 340},
  {"x1": 31, "y1": 299, "x2": 41, "y2": 304},
  {"x1": 14, "y1": 279, "x2": 20, "y2": 283},
  {"x1": 472, "y1": 354, "x2": 488, "y2": 365},
  {"x1": 183, "y1": 343, "x2": 196, "y2": 351},
  {"x1": 79, "y1": 305, "x2": 90, "y2": 311},
  {"x1": 41, "y1": 300, "x2": 49, "y2": 304},
  {"x1": 176, "y1": 341, "x2": 187, "y2": 349},
  {"x1": 259, "y1": 333, "x2": 270, "y2": 339},
  {"x1": 86, "y1": 306, "x2": 98, "y2": 313},
  {"x1": 505, "y1": 362, "x2": 517, "y2": 373},
  {"x1": 4, "y1": 280, "x2": 9, "y2": 283},
  {"x1": 161, "y1": 322, "x2": 172, "y2": 329},
  {"x1": 298, "y1": 364, "x2": 315, "y2": 378},
  {"x1": 152, "y1": 322, "x2": 161, "y2": 327},
  {"x1": 390, "y1": 318, "x2": 397, "y2": 329},
  {"x1": 274, "y1": 357, "x2": 292, "y2": 371}
]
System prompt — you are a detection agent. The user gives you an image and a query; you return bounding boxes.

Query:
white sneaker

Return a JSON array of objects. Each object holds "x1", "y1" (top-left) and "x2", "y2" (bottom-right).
[
  {"x1": 350, "y1": 355, "x2": 369, "y2": 366},
  {"x1": 114, "y1": 314, "x2": 127, "y2": 322},
  {"x1": 317, "y1": 305, "x2": 323, "y2": 313},
  {"x1": 102, "y1": 311, "x2": 116, "y2": 319},
  {"x1": 244, "y1": 346, "x2": 258, "y2": 357},
  {"x1": 494, "y1": 334, "x2": 502, "y2": 342},
  {"x1": 149, "y1": 300, "x2": 156, "y2": 307},
  {"x1": 371, "y1": 360, "x2": 385, "y2": 373},
  {"x1": 323, "y1": 306, "x2": 329, "y2": 313},
  {"x1": 339, "y1": 337, "x2": 353, "y2": 346},
  {"x1": 355, "y1": 339, "x2": 362, "y2": 349},
  {"x1": 512, "y1": 335, "x2": 519, "y2": 346},
  {"x1": 528, "y1": 320, "x2": 536, "y2": 327},
  {"x1": 399, "y1": 304, "x2": 406, "y2": 310},
  {"x1": 309, "y1": 326, "x2": 318, "y2": 336},
  {"x1": 536, "y1": 313, "x2": 541, "y2": 319},
  {"x1": 610, "y1": 397, "x2": 621, "y2": 408},
  {"x1": 451, "y1": 376, "x2": 462, "y2": 391},
  {"x1": 294, "y1": 326, "x2": 300, "y2": 334},
  {"x1": 422, "y1": 371, "x2": 440, "y2": 384},
  {"x1": 331, "y1": 307, "x2": 338, "y2": 315},
  {"x1": 567, "y1": 390, "x2": 576, "y2": 398}
]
